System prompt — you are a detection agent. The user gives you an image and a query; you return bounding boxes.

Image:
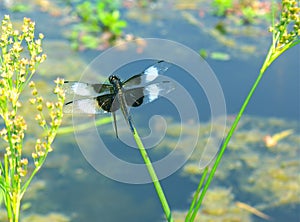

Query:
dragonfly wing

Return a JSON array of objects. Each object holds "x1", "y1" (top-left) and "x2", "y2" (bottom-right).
[
  {"x1": 124, "y1": 80, "x2": 175, "y2": 107},
  {"x1": 124, "y1": 87, "x2": 144, "y2": 107},
  {"x1": 64, "y1": 98, "x2": 106, "y2": 114},
  {"x1": 63, "y1": 94, "x2": 120, "y2": 114},
  {"x1": 64, "y1": 81, "x2": 113, "y2": 97},
  {"x1": 123, "y1": 61, "x2": 171, "y2": 89},
  {"x1": 144, "y1": 80, "x2": 175, "y2": 103},
  {"x1": 96, "y1": 94, "x2": 120, "y2": 113}
]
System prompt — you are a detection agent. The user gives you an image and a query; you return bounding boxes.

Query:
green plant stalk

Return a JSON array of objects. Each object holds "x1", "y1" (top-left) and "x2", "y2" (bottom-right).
[
  {"x1": 185, "y1": 166, "x2": 208, "y2": 221},
  {"x1": 57, "y1": 117, "x2": 112, "y2": 135},
  {"x1": 132, "y1": 128, "x2": 174, "y2": 222},
  {"x1": 189, "y1": 39, "x2": 283, "y2": 221},
  {"x1": 3, "y1": 102, "x2": 21, "y2": 222},
  {"x1": 13, "y1": 183, "x2": 21, "y2": 222},
  {"x1": 21, "y1": 152, "x2": 46, "y2": 196},
  {"x1": 4, "y1": 152, "x2": 21, "y2": 222},
  {"x1": 4, "y1": 154, "x2": 13, "y2": 220}
]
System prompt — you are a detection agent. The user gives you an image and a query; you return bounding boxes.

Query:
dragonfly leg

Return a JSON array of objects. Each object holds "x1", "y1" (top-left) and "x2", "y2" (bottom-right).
[
  {"x1": 112, "y1": 112, "x2": 118, "y2": 138},
  {"x1": 127, "y1": 115, "x2": 135, "y2": 133}
]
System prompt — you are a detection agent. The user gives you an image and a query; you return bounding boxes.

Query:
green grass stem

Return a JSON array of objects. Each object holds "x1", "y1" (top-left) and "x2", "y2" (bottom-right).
[
  {"x1": 132, "y1": 128, "x2": 174, "y2": 222},
  {"x1": 188, "y1": 43, "x2": 275, "y2": 221},
  {"x1": 185, "y1": 166, "x2": 209, "y2": 221}
]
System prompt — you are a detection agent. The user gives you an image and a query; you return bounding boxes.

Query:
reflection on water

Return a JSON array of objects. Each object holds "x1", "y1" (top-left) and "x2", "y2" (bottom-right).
[
  {"x1": 177, "y1": 115, "x2": 299, "y2": 221},
  {"x1": 5, "y1": 115, "x2": 296, "y2": 222}
]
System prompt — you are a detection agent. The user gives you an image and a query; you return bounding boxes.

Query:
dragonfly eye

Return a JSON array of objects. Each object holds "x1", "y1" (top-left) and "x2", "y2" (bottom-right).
[{"x1": 109, "y1": 75, "x2": 119, "y2": 83}]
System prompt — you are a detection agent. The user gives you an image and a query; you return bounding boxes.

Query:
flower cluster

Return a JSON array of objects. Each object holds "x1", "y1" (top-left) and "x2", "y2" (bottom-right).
[
  {"x1": 0, "y1": 15, "x2": 65, "y2": 220},
  {"x1": 271, "y1": 0, "x2": 299, "y2": 50},
  {"x1": 29, "y1": 78, "x2": 65, "y2": 167},
  {"x1": 0, "y1": 15, "x2": 46, "y2": 100},
  {"x1": 0, "y1": 14, "x2": 49, "y2": 179}
]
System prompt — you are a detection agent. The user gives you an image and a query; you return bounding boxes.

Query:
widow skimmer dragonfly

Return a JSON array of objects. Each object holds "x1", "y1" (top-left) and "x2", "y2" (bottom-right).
[{"x1": 63, "y1": 60, "x2": 175, "y2": 138}]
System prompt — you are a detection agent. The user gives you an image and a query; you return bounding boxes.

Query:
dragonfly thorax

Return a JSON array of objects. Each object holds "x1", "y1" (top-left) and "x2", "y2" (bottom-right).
[{"x1": 109, "y1": 75, "x2": 121, "y2": 84}]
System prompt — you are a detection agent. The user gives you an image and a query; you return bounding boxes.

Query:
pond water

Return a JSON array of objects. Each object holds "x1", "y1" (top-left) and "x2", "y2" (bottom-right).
[{"x1": 0, "y1": 1, "x2": 299, "y2": 222}]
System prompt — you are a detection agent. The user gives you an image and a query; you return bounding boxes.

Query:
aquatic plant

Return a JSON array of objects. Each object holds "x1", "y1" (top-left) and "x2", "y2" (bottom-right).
[
  {"x1": 185, "y1": 0, "x2": 299, "y2": 221},
  {"x1": 211, "y1": 0, "x2": 273, "y2": 24},
  {"x1": 211, "y1": 0, "x2": 233, "y2": 16},
  {"x1": 241, "y1": 6, "x2": 258, "y2": 24},
  {"x1": 69, "y1": 0, "x2": 127, "y2": 50},
  {"x1": 2, "y1": 1, "x2": 31, "y2": 12},
  {"x1": 0, "y1": 15, "x2": 65, "y2": 221}
]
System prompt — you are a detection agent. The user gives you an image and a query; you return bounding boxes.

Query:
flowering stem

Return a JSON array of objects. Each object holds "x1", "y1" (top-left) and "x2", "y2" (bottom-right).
[
  {"x1": 188, "y1": 1, "x2": 299, "y2": 220},
  {"x1": 0, "y1": 15, "x2": 65, "y2": 222}
]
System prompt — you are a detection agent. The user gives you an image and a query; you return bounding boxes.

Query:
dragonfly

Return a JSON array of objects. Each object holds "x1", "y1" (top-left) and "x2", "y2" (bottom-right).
[{"x1": 63, "y1": 60, "x2": 175, "y2": 138}]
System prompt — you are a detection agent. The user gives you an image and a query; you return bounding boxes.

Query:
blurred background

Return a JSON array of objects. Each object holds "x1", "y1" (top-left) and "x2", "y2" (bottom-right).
[{"x1": 0, "y1": 0, "x2": 299, "y2": 221}]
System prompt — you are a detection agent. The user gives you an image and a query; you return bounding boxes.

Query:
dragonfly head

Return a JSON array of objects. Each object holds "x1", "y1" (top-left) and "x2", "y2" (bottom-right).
[{"x1": 109, "y1": 75, "x2": 120, "y2": 84}]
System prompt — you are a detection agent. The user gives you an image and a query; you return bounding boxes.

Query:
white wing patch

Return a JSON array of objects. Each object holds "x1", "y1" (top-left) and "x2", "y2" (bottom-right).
[
  {"x1": 144, "y1": 61, "x2": 170, "y2": 82},
  {"x1": 71, "y1": 83, "x2": 95, "y2": 96},
  {"x1": 77, "y1": 99, "x2": 98, "y2": 113},
  {"x1": 63, "y1": 99, "x2": 104, "y2": 114},
  {"x1": 64, "y1": 82, "x2": 98, "y2": 97},
  {"x1": 144, "y1": 66, "x2": 159, "y2": 82},
  {"x1": 145, "y1": 84, "x2": 160, "y2": 102}
]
